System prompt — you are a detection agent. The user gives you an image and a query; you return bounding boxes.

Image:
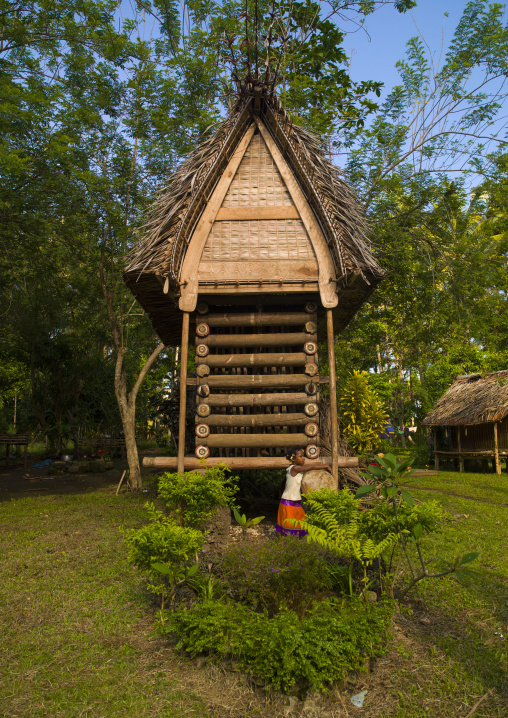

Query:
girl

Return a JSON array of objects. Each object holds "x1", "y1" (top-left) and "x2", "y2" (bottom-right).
[{"x1": 275, "y1": 446, "x2": 332, "y2": 536}]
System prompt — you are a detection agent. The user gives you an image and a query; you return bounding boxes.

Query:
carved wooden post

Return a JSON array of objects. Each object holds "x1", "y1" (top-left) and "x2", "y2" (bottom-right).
[
  {"x1": 178, "y1": 311, "x2": 190, "y2": 474},
  {"x1": 326, "y1": 309, "x2": 339, "y2": 487},
  {"x1": 494, "y1": 421, "x2": 501, "y2": 475}
]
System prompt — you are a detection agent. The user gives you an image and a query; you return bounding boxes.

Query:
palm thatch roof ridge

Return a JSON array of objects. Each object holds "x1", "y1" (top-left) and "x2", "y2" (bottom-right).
[
  {"x1": 124, "y1": 88, "x2": 385, "y2": 345},
  {"x1": 422, "y1": 370, "x2": 508, "y2": 426}
]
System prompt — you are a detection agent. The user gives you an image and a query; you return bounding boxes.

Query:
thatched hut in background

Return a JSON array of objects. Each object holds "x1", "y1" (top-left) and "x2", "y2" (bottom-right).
[
  {"x1": 124, "y1": 81, "x2": 385, "y2": 482},
  {"x1": 422, "y1": 370, "x2": 508, "y2": 474}
]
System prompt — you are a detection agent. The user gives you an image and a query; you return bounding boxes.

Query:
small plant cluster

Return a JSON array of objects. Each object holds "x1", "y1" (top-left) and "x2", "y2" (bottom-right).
[
  {"x1": 162, "y1": 597, "x2": 393, "y2": 691},
  {"x1": 123, "y1": 463, "x2": 239, "y2": 607},
  {"x1": 219, "y1": 536, "x2": 333, "y2": 614}
]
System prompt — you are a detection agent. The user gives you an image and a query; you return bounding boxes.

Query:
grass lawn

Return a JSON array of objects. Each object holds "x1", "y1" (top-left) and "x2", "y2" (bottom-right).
[{"x1": 0, "y1": 470, "x2": 507, "y2": 717}]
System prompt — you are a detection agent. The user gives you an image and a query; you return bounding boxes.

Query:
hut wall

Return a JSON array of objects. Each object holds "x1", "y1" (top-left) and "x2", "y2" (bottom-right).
[{"x1": 449, "y1": 419, "x2": 508, "y2": 451}]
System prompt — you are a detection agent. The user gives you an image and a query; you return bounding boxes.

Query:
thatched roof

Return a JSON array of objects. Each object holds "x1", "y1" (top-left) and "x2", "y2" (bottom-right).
[
  {"x1": 422, "y1": 370, "x2": 508, "y2": 426},
  {"x1": 124, "y1": 88, "x2": 385, "y2": 345}
]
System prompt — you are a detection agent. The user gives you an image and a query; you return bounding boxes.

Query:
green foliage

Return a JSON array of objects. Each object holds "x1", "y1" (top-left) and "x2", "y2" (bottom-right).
[
  {"x1": 359, "y1": 499, "x2": 443, "y2": 543},
  {"x1": 294, "y1": 506, "x2": 396, "y2": 595},
  {"x1": 354, "y1": 453, "x2": 480, "y2": 598},
  {"x1": 123, "y1": 503, "x2": 204, "y2": 577},
  {"x1": 218, "y1": 536, "x2": 334, "y2": 614},
  {"x1": 232, "y1": 509, "x2": 265, "y2": 535},
  {"x1": 157, "y1": 464, "x2": 239, "y2": 528},
  {"x1": 162, "y1": 598, "x2": 394, "y2": 691},
  {"x1": 303, "y1": 487, "x2": 443, "y2": 544},
  {"x1": 340, "y1": 371, "x2": 388, "y2": 454}
]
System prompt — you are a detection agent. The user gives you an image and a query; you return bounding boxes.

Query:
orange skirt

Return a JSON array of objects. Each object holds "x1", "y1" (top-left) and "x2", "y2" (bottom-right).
[{"x1": 276, "y1": 499, "x2": 307, "y2": 537}]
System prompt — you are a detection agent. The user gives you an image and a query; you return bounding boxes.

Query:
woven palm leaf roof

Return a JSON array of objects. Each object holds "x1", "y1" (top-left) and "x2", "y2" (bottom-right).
[
  {"x1": 422, "y1": 370, "x2": 508, "y2": 426},
  {"x1": 124, "y1": 88, "x2": 385, "y2": 345}
]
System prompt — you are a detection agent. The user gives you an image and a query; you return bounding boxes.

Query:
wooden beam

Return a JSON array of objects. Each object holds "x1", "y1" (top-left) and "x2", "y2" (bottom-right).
[
  {"x1": 327, "y1": 308, "x2": 339, "y2": 488},
  {"x1": 203, "y1": 332, "x2": 313, "y2": 348},
  {"x1": 177, "y1": 311, "x2": 190, "y2": 473},
  {"x1": 197, "y1": 413, "x2": 310, "y2": 428},
  {"x1": 215, "y1": 206, "x2": 299, "y2": 221},
  {"x1": 254, "y1": 116, "x2": 338, "y2": 308},
  {"x1": 206, "y1": 374, "x2": 310, "y2": 389},
  {"x1": 143, "y1": 456, "x2": 359, "y2": 470},
  {"x1": 206, "y1": 311, "x2": 315, "y2": 327},
  {"x1": 178, "y1": 123, "x2": 256, "y2": 311},
  {"x1": 197, "y1": 260, "x2": 318, "y2": 283},
  {"x1": 202, "y1": 352, "x2": 308, "y2": 368},
  {"x1": 205, "y1": 392, "x2": 315, "y2": 407},
  {"x1": 494, "y1": 421, "x2": 501, "y2": 475},
  {"x1": 205, "y1": 434, "x2": 310, "y2": 448}
]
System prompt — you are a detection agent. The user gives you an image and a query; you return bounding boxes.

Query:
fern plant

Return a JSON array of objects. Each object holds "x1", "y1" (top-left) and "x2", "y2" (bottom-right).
[{"x1": 288, "y1": 500, "x2": 396, "y2": 599}]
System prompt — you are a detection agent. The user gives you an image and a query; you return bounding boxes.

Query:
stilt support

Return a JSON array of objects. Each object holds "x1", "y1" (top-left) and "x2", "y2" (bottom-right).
[
  {"x1": 177, "y1": 311, "x2": 190, "y2": 474},
  {"x1": 326, "y1": 308, "x2": 339, "y2": 488}
]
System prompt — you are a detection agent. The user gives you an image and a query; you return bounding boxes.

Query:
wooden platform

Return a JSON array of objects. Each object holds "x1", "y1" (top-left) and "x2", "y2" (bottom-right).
[{"x1": 0, "y1": 434, "x2": 31, "y2": 469}]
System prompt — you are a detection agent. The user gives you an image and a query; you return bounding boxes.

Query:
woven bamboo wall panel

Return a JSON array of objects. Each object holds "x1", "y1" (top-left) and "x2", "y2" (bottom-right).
[
  {"x1": 202, "y1": 219, "x2": 315, "y2": 261},
  {"x1": 222, "y1": 133, "x2": 294, "y2": 207}
]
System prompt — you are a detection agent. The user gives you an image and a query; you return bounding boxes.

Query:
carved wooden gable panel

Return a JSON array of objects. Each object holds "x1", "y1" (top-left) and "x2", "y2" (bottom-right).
[{"x1": 199, "y1": 130, "x2": 317, "y2": 276}]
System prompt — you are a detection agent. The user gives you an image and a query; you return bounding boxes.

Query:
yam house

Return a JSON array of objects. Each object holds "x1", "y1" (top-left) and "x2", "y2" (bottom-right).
[
  {"x1": 123, "y1": 84, "x2": 385, "y2": 484},
  {"x1": 422, "y1": 370, "x2": 508, "y2": 474}
]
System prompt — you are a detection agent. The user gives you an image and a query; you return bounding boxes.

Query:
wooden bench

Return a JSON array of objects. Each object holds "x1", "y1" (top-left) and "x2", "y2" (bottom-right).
[
  {"x1": 94, "y1": 437, "x2": 127, "y2": 458},
  {"x1": 0, "y1": 434, "x2": 31, "y2": 469}
]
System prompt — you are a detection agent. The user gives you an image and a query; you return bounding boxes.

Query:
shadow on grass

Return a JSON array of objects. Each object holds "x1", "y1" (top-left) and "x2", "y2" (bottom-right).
[{"x1": 417, "y1": 568, "x2": 508, "y2": 701}]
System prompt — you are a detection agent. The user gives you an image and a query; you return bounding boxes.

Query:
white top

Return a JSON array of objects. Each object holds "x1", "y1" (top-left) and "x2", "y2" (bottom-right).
[{"x1": 281, "y1": 465, "x2": 304, "y2": 501}]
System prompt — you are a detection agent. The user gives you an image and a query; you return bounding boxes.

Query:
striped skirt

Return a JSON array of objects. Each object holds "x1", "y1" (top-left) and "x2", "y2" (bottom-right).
[{"x1": 275, "y1": 499, "x2": 308, "y2": 537}]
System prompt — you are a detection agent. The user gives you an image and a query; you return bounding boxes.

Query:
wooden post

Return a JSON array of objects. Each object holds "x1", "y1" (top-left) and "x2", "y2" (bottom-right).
[
  {"x1": 177, "y1": 311, "x2": 190, "y2": 474},
  {"x1": 494, "y1": 422, "x2": 501, "y2": 475},
  {"x1": 458, "y1": 426, "x2": 464, "y2": 473},
  {"x1": 326, "y1": 309, "x2": 339, "y2": 488},
  {"x1": 433, "y1": 429, "x2": 439, "y2": 471}
]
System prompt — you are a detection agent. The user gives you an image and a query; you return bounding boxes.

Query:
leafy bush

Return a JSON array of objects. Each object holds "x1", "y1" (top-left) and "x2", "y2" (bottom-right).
[
  {"x1": 218, "y1": 536, "x2": 333, "y2": 614},
  {"x1": 304, "y1": 487, "x2": 443, "y2": 543},
  {"x1": 340, "y1": 370, "x2": 388, "y2": 455},
  {"x1": 163, "y1": 598, "x2": 393, "y2": 691},
  {"x1": 359, "y1": 499, "x2": 443, "y2": 542},
  {"x1": 304, "y1": 488, "x2": 359, "y2": 527},
  {"x1": 124, "y1": 503, "x2": 204, "y2": 577},
  {"x1": 157, "y1": 464, "x2": 239, "y2": 527}
]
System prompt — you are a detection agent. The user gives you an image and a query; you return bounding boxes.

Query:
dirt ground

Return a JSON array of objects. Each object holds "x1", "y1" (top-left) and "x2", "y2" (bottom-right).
[{"x1": 0, "y1": 455, "x2": 130, "y2": 500}]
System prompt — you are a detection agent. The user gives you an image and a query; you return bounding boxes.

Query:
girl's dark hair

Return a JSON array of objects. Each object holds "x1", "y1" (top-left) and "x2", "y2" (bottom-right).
[{"x1": 286, "y1": 446, "x2": 303, "y2": 462}]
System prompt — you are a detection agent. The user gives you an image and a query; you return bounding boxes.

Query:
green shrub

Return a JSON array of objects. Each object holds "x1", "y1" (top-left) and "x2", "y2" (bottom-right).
[
  {"x1": 218, "y1": 536, "x2": 333, "y2": 614},
  {"x1": 164, "y1": 598, "x2": 393, "y2": 691},
  {"x1": 157, "y1": 464, "x2": 239, "y2": 527},
  {"x1": 304, "y1": 487, "x2": 443, "y2": 544},
  {"x1": 123, "y1": 503, "x2": 204, "y2": 577},
  {"x1": 304, "y1": 488, "x2": 359, "y2": 527},
  {"x1": 358, "y1": 499, "x2": 443, "y2": 542}
]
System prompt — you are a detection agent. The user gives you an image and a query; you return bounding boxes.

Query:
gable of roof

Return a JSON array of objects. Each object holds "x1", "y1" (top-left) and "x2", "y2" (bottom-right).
[{"x1": 123, "y1": 91, "x2": 385, "y2": 345}]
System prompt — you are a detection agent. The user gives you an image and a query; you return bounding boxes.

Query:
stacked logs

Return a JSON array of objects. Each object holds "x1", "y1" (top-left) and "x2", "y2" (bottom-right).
[{"x1": 193, "y1": 302, "x2": 321, "y2": 460}]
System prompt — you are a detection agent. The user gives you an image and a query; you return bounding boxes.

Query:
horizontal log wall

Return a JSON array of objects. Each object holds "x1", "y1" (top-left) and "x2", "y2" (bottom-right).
[
  {"x1": 196, "y1": 412, "x2": 309, "y2": 428},
  {"x1": 206, "y1": 311, "x2": 315, "y2": 327},
  {"x1": 202, "y1": 352, "x2": 308, "y2": 368},
  {"x1": 205, "y1": 433, "x2": 310, "y2": 448},
  {"x1": 205, "y1": 392, "x2": 316, "y2": 407},
  {"x1": 205, "y1": 374, "x2": 312, "y2": 389},
  {"x1": 202, "y1": 332, "x2": 312, "y2": 348}
]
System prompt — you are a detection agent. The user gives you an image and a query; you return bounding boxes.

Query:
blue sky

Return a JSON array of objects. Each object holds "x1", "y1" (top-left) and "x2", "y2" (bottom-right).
[{"x1": 342, "y1": 1, "x2": 475, "y2": 98}]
